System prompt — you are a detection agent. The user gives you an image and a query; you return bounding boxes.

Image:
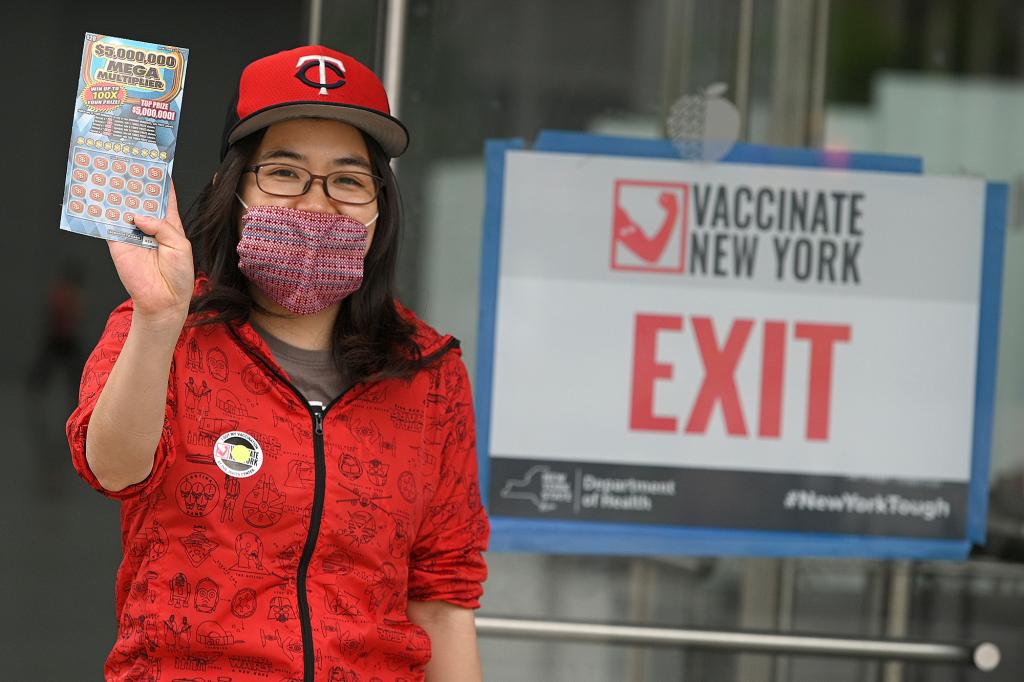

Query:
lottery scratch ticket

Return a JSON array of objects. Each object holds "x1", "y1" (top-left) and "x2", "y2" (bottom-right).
[{"x1": 60, "y1": 33, "x2": 188, "y2": 248}]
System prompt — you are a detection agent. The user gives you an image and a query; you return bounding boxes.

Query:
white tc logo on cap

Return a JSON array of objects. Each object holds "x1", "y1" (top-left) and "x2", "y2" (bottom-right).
[{"x1": 295, "y1": 55, "x2": 346, "y2": 95}]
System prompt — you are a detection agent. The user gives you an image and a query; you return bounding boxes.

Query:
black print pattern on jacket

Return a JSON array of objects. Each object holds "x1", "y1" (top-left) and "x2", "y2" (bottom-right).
[{"x1": 67, "y1": 298, "x2": 490, "y2": 681}]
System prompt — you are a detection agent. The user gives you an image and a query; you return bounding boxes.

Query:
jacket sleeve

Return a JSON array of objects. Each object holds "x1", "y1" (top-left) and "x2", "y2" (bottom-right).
[
  {"x1": 407, "y1": 352, "x2": 491, "y2": 608},
  {"x1": 66, "y1": 298, "x2": 178, "y2": 500}
]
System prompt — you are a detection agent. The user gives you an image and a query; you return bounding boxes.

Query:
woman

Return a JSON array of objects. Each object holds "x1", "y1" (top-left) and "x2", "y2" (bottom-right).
[{"x1": 67, "y1": 46, "x2": 489, "y2": 682}]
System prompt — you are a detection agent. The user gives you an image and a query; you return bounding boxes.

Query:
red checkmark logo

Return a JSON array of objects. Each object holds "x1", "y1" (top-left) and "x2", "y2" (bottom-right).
[{"x1": 611, "y1": 180, "x2": 688, "y2": 273}]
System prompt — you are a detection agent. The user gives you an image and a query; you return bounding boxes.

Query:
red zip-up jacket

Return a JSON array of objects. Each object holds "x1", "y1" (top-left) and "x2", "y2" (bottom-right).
[{"x1": 67, "y1": 298, "x2": 490, "y2": 681}]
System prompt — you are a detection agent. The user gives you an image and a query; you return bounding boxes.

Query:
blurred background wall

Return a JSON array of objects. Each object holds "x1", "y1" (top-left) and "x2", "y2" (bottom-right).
[{"x1": 0, "y1": 3, "x2": 307, "y2": 678}]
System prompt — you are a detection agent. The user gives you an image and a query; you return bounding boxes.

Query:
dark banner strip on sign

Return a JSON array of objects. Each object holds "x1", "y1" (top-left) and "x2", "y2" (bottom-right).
[{"x1": 489, "y1": 457, "x2": 967, "y2": 540}]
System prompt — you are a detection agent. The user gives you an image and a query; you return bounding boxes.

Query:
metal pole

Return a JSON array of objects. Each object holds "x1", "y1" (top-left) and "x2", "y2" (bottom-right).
[
  {"x1": 737, "y1": 558, "x2": 780, "y2": 682},
  {"x1": 659, "y1": 0, "x2": 695, "y2": 137},
  {"x1": 308, "y1": 0, "x2": 323, "y2": 45},
  {"x1": 475, "y1": 617, "x2": 1001, "y2": 672},
  {"x1": 883, "y1": 560, "x2": 912, "y2": 682},
  {"x1": 626, "y1": 559, "x2": 657, "y2": 682},
  {"x1": 807, "y1": 0, "x2": 831, "y2": 146},
  {"x1": 773, "y1": 558, "x2": 799, "y2": 682},
  {"x1": 734, "y1": 0, "x2": 755, "y2": 140},
  {"x1": 382, "y1": 0, "x2": 408, "y2": 120}
]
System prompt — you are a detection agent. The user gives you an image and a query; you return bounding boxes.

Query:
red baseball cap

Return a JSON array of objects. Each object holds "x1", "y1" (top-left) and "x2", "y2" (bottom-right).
[{"x1": 221, "y1": 46, "x2": 409, "y2": 159}]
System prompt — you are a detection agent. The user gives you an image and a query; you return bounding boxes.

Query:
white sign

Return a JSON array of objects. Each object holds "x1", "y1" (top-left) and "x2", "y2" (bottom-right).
[{"x1": 486, "y1": 149, "x2": 988, "y2": 539}]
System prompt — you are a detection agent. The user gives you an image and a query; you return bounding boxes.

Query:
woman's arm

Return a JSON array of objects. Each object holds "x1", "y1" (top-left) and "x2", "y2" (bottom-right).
[
  {"x1": 407, "y1": 600, "x2": 482, "y2": 682},
  {"x1": 84, "y1": 316, "x2": 182, "y2": 491},
  {"x1": 83, "y1": 184, "x2": 194, "y2": 491},
  {"x1": 405, "y1": 354, "x2": 490, "y2": 679}
]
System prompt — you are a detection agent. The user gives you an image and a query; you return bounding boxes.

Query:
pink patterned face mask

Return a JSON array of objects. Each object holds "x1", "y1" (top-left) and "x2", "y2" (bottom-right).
[{"x1": 236, "y1": 202, "x2": 377, "y2": 315}]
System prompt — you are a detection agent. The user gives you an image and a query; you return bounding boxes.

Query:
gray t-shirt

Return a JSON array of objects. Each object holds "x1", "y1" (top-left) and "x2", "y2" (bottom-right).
[{"x1": 252, "y1": 322, "x2": 346, "y2": 405}]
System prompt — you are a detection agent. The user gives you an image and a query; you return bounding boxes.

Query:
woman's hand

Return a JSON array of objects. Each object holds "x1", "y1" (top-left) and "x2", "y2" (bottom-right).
[{"x1": 107, "y1": 181, "x2": 194, "y2": 331}]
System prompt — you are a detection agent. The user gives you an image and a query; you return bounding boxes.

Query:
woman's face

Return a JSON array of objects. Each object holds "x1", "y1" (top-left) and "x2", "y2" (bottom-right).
[{"x1": 237, "y1": 117, "x2": 380, "y2": 247}]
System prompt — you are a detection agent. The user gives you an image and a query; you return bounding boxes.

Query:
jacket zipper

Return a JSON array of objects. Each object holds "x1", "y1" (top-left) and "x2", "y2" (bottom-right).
[
  {"x1": 298, "y1": 402, "x2": 327, "y2": 681},
  {"x1": 229, "y1": 328, "x2": 340, "y2": 682}
]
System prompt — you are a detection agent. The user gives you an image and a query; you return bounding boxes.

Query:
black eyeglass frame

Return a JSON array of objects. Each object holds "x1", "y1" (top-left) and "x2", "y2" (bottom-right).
[{"x1": 244, "y1": 163, "x2": 383, "y2": 205}]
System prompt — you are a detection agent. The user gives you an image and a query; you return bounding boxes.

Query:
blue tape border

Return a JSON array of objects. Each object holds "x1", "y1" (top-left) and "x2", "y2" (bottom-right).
[
  {"x1": 476, "y1": 138, "x2": 525, "y2": 509},
  {"x1": 487, "y1": 518, "x2": 970, "y2": 559},
  {"x1": 533, "y1": 129, "x2": 924, "y2": 172},
  {"x1": 967, "y1": 182, "x2": 1008, "y2": 544},
  {"x1": 476, "y1": 130, "x2": 1000, "y2": 559}
]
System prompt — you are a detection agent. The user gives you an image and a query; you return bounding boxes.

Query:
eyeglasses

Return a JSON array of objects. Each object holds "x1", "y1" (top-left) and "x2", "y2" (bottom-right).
[{"x1": 245, "y1": 163, "x2": 382, "y2": 205}]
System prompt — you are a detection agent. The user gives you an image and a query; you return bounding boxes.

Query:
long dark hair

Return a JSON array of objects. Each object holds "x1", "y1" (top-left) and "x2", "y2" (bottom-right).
[{"x1": 185, "y1": 127, "x2": 433, "y2": 385}]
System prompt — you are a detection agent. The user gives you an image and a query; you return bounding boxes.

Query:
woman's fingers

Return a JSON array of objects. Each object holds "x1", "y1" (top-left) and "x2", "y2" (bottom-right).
[
  {"x1": 132, "y1": 213, "x2": 190, "y2": 251},
  {"x1": 104, "y1": 176, "x2": 194, "y2": 318},
  {"x1": 133, "y1": 179, "x2": 185, "y2": 240}
]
